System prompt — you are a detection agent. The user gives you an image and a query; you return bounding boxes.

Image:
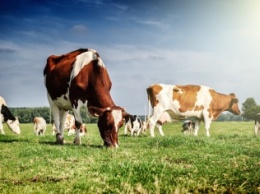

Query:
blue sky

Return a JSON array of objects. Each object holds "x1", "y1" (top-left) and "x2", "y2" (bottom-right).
[{"x1": 1, "y1": 0, "x2": 260, "y2": 115}]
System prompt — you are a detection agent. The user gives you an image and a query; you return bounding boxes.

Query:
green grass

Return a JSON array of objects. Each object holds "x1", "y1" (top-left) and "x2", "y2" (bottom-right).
[{"x1": 0, "y1": 121, "x2": 260, "y2": 193}]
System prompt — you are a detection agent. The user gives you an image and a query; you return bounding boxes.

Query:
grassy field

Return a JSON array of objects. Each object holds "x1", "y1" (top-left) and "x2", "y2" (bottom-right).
[{"x1": 0, "y1": 121, "x2": 260, "y2": 194}]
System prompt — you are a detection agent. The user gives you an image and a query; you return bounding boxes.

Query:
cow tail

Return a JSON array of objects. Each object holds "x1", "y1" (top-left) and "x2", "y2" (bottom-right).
[{"x1": 146, "y1": 88, "x2": 151, "y2": 123}]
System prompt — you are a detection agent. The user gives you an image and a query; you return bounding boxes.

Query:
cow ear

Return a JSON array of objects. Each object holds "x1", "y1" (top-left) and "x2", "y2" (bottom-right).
[{"x1": 88, "y1": 106, "x2": 105, "y2": 117}]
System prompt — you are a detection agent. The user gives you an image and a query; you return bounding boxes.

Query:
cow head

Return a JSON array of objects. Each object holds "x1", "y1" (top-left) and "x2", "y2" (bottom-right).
[
  {"x1": 6, "y1": 117, "x2": 21, "y2": 134},
  {"x1": 88, "y1": 106, "x2": 129, "y2": 148},
  {"x1": 1, "y1": 104, "x2": 21, "y2": 134},
  {"x1": 228, "y1": 93, "x2": 241, "y2": 115}
]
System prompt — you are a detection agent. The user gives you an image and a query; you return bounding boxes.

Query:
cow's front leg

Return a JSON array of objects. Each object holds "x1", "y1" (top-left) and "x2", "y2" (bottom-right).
[
  {"x1": 73, "y1": 109, "x2": 83, "y2": 145},
  {"x1": 74, "y1": 125, "x2": 81, "y2": 145}
]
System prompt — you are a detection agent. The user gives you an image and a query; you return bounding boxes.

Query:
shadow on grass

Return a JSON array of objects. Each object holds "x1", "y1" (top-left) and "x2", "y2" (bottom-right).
[{"x1": 39, "y1": 141, "x2": 104, "y2": 149}]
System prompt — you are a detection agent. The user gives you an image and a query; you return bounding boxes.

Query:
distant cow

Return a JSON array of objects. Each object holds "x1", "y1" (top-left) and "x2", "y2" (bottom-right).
[
  {"x1": 124, "y1": 115, "x2": 143, "y2": 136},
  {"x1": 68, "y1": 123, "x2": 87, "y2": 136},
  {"x1": 255, "y1": 113, "x2": 260, "y2": 136},
  {"x1": 33, "y1": 117, "x2": 46, "y2": 135},
  {"x1": 0, "y1": 96, "x2": 21, "y2": 135},
  {"x1": 145, "y1": 111, "x2": 172, "y2": 135},
  {"x1": 182, "y1": 120, "x2": 195, "y2": 135},
  {"x1": 44, "y1": 48, "x2": 129, "y2": 147},
  {"x1": 147, "y1": 84, "x2": 240, "y2": 137},
  {"x1": 52, "y1": 114, "x2": 87, "y2": 136}
]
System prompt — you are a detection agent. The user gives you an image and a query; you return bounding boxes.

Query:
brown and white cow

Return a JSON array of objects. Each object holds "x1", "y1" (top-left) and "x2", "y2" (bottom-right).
[
  {"x1": 52, "y1": 114, "x2": 87, "y2": 136},
  {"x1": 44, "y1": 48, "x2": 129, "y2": 147},
  {"x1": 52, "y1": 113, "x2": 76, "y2": 136},
  {"x1": 147, "y1": 84, "x2": 241, "y2": 137},
  {"x1": 33, "y1": 117, "x2": 46, "y2": 135},
  {"x1": 255, "y1": 113, "x2": 260, "y2": 136},
  {"x1": 0, "y1": 96, "x2": 21, "y2": 135},
  {"x1": 68, "y1": 123, "x2": 87, "y2": 136}
]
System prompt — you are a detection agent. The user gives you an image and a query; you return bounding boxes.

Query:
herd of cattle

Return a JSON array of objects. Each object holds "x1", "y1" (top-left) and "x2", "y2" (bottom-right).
[{"x1": 1, "y1": 48, "x2": 259, "y2": 147}]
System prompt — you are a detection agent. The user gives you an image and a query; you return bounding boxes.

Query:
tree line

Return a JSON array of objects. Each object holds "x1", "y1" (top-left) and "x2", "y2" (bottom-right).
[
  {"x1": 9, "y1": 107, "x2": 98, "y2": 124},
  {"x1": 8, "y1": 97, "x2": 260, "y2": 123}
]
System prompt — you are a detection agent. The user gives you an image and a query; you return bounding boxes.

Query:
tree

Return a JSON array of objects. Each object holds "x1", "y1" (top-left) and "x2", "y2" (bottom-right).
[{"x1": 242, "y1": 98, "x2": 260, "y2": 120}]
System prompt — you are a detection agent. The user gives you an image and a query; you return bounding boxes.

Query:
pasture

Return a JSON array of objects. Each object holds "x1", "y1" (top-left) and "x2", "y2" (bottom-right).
[{"x1": 0, "y1": 121, "x2": 260, "y2": 193}]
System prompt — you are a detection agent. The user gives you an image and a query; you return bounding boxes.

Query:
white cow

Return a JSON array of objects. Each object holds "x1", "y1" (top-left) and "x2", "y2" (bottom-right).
[
  {"x1": 33, "y1": 117, "x2": 46, "y2": 135},
  {"x1": 0, "y1": 96, "x2": 20, "y2": 135}
]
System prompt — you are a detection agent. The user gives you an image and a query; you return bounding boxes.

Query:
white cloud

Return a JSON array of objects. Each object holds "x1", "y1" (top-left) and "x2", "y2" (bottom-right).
[{"x1": 71, "y1": 24, "x2": 88, "y2": 34}]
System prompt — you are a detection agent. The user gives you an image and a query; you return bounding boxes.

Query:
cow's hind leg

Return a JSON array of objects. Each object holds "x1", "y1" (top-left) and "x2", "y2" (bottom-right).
[
  {"x1": 156, "y1": 124, "x2": 165, "y2": 136},
  {"x1": 193, "y1": 120, "x2": 200, "y2": 136},
  {"x1": 204, "y1": 118, "x2": 212, "y2": 137}
]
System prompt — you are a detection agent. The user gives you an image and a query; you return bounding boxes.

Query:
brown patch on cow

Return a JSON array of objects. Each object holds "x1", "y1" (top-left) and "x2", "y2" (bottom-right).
[
  {"x1": 33, "y1": 118, "x2": 39, "y2": 125},
  {"x1": 172, "y1": 85, "x2": 201, "y2": 113},
  {"x1": 194, "y1": 105, "x2": 204, "y2": 111},
  {"x1": 146, "y1": 85, "x2": 163, "y2": 108},
  {"x1": 44, "y1": 49, "x2": 89, "y2": 100},
  {"x1": 208, "y1": 89, "x2": 236, "y2": 120},
  {"x1": 70, "y1": 60, "x2": 114, "y2": 109}
]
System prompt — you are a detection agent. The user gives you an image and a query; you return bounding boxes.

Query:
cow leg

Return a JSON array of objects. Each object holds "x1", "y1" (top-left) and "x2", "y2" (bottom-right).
[
  {"x1": 193, "y1": 120, "x2": 200, "y2": 136},
  {"x1": 0, "y1": 121, "x2": 5, "y2": 135},
  {"x1": 72, "y1": 109, "x2": 83, "y2": 145},
  {"x1": 204, "y1": 118, "x2": 212, "y2": 137},
  {"x1": 156, "y1": 124, "x2": 165, "y2": 136},
  {"x1": 55, "y1": 110, "x2": 67, "y2": 144},
  {"x1": 130, "y1": 129, "x2": 134, "y2": 136},
  {"x1": 149, "y1": 109, "x2": 164, "y2": 137},
  {"x1": 124, "y1": 125, "x2": 128, "y2": 135}
]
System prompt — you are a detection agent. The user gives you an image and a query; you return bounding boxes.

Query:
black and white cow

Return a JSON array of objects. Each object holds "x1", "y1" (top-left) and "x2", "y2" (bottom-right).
[
  {"x1": 124, "y1": 115, "x2": 143, "y2": 136},
  {"x1": 0, "y1": 96, "x2": 21, "y2": 135},
  {"x1": 182, "y1": 120, "x2": 195, "y2": 135},
  {"x1": 255, "y1": 113, "x2": 260, "y2": 136}
]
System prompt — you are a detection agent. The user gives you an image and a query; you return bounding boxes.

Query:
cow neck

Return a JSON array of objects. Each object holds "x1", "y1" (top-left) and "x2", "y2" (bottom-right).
[{"x1": 88, "y1": 88, "x2": 115, "y2": 109}]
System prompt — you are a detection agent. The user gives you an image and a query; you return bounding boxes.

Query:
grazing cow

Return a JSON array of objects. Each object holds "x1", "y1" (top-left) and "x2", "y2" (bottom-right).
[
  {"x1": 124, "y1": 115, "x2": 143, "y2": 136},
  {"x1": 33, "y1": 117, "x2": 46, "y2": 135},
  {"x1": 255, "y1": 113, "x2": 260, "y2": 136},
  {"x1": 0, "y1": 96, "x2": 21, "y2": 135},
  {"x1": 147, "y1": 84, "x2": 240, "y2": 137},
  {"x1": 44, "y1": 48, "x2": 128, "y2": 147},
  {"x1": 182, "y1": 120, "x2": 195, "y2": 135}
]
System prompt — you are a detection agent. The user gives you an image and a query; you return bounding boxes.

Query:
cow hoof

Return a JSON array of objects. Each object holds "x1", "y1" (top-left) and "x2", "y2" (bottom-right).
[
  {"x1": 56, "y1": 133, "x2": 64, "y2": 145},
  {"x1": 73, "y1": 138, "x2": 81, "y2": 145}
]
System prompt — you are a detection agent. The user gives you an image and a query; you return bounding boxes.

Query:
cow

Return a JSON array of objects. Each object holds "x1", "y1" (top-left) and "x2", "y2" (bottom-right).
[
  {"x1": 124, "y1": 115, "x2": 143, "y2": 136},
  {"x1": 145, "y1": 111, "x2": 172, "y2": 135},
  {"x1": 44, "y1": 48, "x2": 129, "y2": 147},
  {"x1": 255, "y1": 113, "x2": 260, "y2": 136},
  {"x1": 182, "y1": 120, "x2": 195, "y2": 135},
  {"x1": 147, "y1": 84, "x2": 241, "y2": 137},
  {"x1": 33, "y1": 117, "x2": 46, "y2": 135},
  {"x1": 0, "y1": 96, "x2": 21, "y2": 135},
  {"x1": 68, "y1": 123, "x2": 87, "y2": 136},
  {"x1": 51, "y1": 113, "x2": 76, "y2": 136}
]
